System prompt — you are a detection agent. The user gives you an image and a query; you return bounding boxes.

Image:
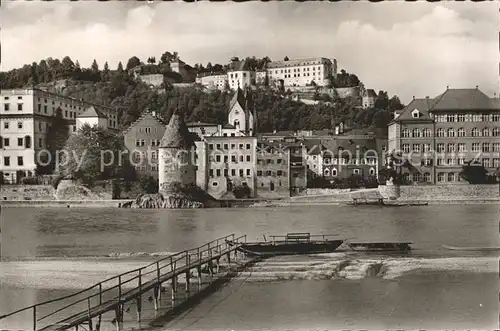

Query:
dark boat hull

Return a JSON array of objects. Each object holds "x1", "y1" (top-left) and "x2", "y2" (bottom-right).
[
  {"x1": 227, "y1": 240, "x2": 344, "y2": 257},
  {"x1": 347, "y1": 242, "x2": 412, "y2": 252}
]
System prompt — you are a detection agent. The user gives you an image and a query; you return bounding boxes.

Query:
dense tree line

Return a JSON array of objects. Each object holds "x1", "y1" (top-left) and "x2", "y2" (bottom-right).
[{"x1": 1, "y1": 54, "x2": 404, "y2": 133}]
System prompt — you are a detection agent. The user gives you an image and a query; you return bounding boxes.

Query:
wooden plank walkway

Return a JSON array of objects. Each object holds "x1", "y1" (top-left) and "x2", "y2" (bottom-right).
[{"x1": 0, "y1": 234, "x2": 248, "y2": 331}]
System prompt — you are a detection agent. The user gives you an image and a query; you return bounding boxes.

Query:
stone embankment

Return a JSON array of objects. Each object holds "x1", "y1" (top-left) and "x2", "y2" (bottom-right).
[{"x1": 121, "y1": 193, "x2": 204, "y2": 209}]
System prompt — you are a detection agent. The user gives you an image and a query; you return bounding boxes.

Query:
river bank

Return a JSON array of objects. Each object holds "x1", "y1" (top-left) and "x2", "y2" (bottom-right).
[{"x1": 1, "y1": 196, "x2": 499, "y2": 208}]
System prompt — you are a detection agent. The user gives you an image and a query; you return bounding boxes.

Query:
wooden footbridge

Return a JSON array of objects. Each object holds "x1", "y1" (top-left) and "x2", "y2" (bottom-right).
[{"x1": 0, "y1": 234, "x2": 249, "y2": 331}]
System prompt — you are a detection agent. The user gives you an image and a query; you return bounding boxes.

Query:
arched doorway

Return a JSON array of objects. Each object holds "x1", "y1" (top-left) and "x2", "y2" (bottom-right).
[{"x1": 270, "y1": 181, "x2": 275, "y2": 191}]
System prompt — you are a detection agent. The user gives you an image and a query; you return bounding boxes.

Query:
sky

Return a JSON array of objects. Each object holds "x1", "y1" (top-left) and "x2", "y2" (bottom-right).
[{"x1": 1, "y1": 1, "x2": 498, "y2": 103}]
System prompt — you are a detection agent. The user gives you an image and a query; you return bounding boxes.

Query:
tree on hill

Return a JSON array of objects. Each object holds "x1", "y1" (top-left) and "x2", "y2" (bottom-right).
[{"x1": 126, "y1": 56, "x2": 141, "y2": 70}]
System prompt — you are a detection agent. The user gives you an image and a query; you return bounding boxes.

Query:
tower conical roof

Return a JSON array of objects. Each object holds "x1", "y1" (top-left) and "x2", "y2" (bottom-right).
[{"x1": 160, "y1": 110, "x2": 194, "y2": 149}]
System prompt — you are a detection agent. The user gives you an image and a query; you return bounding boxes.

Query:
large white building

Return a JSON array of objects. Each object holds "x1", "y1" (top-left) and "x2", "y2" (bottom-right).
[
  {"x1": 267, "y1": 57, "x2": 337, "y2": 87},
  {"x1": 0, "y1": 88, "x2": 118, "y2": 183},
  {"x1": 196, "y1": 57, "x2": 338, "y2": 91}
]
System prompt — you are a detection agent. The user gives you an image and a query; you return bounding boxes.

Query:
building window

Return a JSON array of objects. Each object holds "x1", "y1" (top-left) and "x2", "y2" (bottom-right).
[
  {"x1": 493, "y1": 158, "x2": 500, "y2": 168},
  {"x1": 481, "y1": 128, "x2": 490, "y2": 137},
  {"x1": 423, "y1": 173, "x2": 431, "y2": 182},
  {"x1": 223, "y1": 143, "x2": 228, "y2": 150},
  {"x1": 436, "y1": 143, "x2": 445, "y2": 153},
  {"x1": 3, "y1": 138, "x2": 9, "y2": 147},
  {"x1": 493, "y1": 143, "x2": 500, "y2": 152},
  {"x1": 44, "y1": 105, "x2": 47, "y2": 113},
  {"x1": 17, "y1": 138, "x2": 23, "y2": 146},
  {"x1": 412, "y1": 144, "x2": 421, "y2": 153},
  {"x1": 412, "y1": 129, "x2": 421, "y2": 138},
  {"x1": 413, "y1": 173, "x2": 422, "y2": 182},
  {"x1": 209, "y1": 169, "x2": 214, "y2": 177},
  {"x1": 423, "y1": 128, "x2": 431, "y2": 137},
  {"x1": 332, "y1": 168, "x2": 337, "y2": 176},
  {"x1": 224, "y1": 169, "x2": 228, "y2": 177},
  {"x1": 216, "y1": 169, "x2": 221, "y2": 176},
  {"x1": 324, "y1": 169, "x2": 330, "y2": 176},
  {"x1": 17, "y1": 122, "x2": 23, "y2": 129},
  {"x1": 457, "y1": 114, "x2": 466, "y2": 122},
  {"x1": 447, "y1": 144, "x2": 455, "y2": 153},
  {"x1": 471, "y1": 128, "x2": 479, "y2": 137},
  {"x1": 353, "y1": 169, "x2": 360, "y2": 175},
  {"x1": 437, "y1": 173, "x2": 445, "y2": 182},
  {"x1": 17, "y1": 156, "x2": 23, "y2": 166},
  {"x1": 447, "y1": 173, "x2": 455, "y2": 182},
  {"x1": 402, "y1": 129, "x2": 410, "y2": 138},
  {"x1": 402, "y1": 144, "x2": 410, "y2": 153},
  {"x1": 246, "y1": 144, "x2": 251, "y2": 150},
  {"x1": 436, "y1": 128, "x2": 445, "y2": 137},
  {"x1": 239, "y1": 169, "x2": 244, "y2": 177},
  {"x1": 493, "y1": 128, "x2": 500, "y2": 137},
  {"x1": 423, "y1": 144, "x2": 431, "y2": 152},
  {"x1": 492, "y1": 114, "x2": 500, "y2": 122},
  {"x1": 458, "y1": 143, "x2": 466, "y2": 152},
  {"x1": 447, "y1": 128, "x2": 455, "y2": 137},
  {"x1": 482, "y1": 143, "x2": 490, "y2": 152},
  {"x1": 4, "y1": 104, "x2": 9, "y2": 111},
  {"x1": 257, "y1": 170, "x2": 262, "y2": 176},
  {"x1": 473, "y1": 114, "x2": 482, "y2": 122},
  {"x1": 215, "y1": 155, "x2": 221, "y2": 162},
  {"x1": 4, "y1": 157, "x2": 10, "y2": 166},
  {"x1": 472, "y1": 143, "x2": 480, "y2": 152},
  {"x1": 482, "y1": 158, "x2": 490, "y2": 168},
  {"x1": 437, "y1": 158, "x2": 444, "y2": 166},
  {"x1": 39, "y1": 138, "x2": 43, "y2": 148},
  {"x1": 447, "y1": 158, "x2": 454, "y2": 166},
  {"x1": 246, "y1": 169, "x2": 250, "y2": 176},
  {"x1": 246, "y1": 155, "x2": 251, "y2": 162},
  {"x1": 457, "y1": 128, "x2": 465, "y2": 137},
  {"x1": 458, "y1": 158, "x2": 465, "y2": 165}
]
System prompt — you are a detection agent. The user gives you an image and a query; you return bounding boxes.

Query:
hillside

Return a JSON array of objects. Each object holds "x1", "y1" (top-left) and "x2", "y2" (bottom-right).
[{"x1": 0, "y1": 55, "x2": 404, "y2": 134}]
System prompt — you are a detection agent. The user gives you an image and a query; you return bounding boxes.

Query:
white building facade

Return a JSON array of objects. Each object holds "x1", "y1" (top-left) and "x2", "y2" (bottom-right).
[{"x1": 0, "y1": 88, "x2": 118, "y2": 183}]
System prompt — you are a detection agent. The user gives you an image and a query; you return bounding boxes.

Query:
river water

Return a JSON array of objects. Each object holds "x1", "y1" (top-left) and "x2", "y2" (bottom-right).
[{"x1": 1, "y1": 205, "x2": 499, "y2": 330}]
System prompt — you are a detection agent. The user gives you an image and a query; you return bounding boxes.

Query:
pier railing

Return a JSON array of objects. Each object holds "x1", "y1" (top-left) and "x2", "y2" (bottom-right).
[{"x1": 0, "y1": 233, "x2": 247, "y2": 331}]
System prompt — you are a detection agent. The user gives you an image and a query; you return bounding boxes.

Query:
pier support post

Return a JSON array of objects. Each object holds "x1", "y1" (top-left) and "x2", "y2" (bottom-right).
[
  {"x1": 227, "y1": 252, "x2": 231, "y2": 267},
  {"x1": 114, "y1": 307, "x2": 123, "y2": 331},
  {"x1": 171, "y1": 277, "x2": 177, "y2": 307},
  {"x1": 185, "y1": 270, "x2": 191, "y2": 299},
  {"x1": 135, "y1": 296, "x2": 142, "y2": 322},
  {"x1": 96, "y1": 314, "x2": 102, "y2": 331},
  {"x1": 153, "y1": 285, "x2": 160, "y2": 310},
  {"x1": 216, "y1": 258, "x2": 220, "y2": 274},
  {"x1": 197, "y1": 266, "x2": 202, "y2": 291}
]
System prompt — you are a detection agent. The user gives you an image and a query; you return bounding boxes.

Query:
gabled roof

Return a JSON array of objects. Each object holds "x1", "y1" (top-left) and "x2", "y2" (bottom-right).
[
  {"x1": 229, "y1": 87, "x2": 247, "y2": 111},
  {"x1": 122, "y1": 111, "x2": 167, "y2": 134},
  {"x1": 491, "y1": 98, "x2": 500, "y2": 109},
  {"x1": 431, "y1": 88, "x2": 493, "y2": 111},
  {"x1": 320, "y1": 137, "x2": 377, "y2": 157},
  {"x1": 303, "y1": 139, "x2": 323, "y2": 155},
  {"x1": 364, "y1": 89, "x2": 377, "y2": 98},
  {"x1": 77, "y1": 106, "x2": 107, "y2": 119},
  {"x1": 160, "y1": 110, "x2": 194, "y2": 149},
  {"x1": 392, "y1": 98, "x2": 434, "y2": 123},
  {"x1": 229, "y1": 59, "x2": 251, "y2": 71}
]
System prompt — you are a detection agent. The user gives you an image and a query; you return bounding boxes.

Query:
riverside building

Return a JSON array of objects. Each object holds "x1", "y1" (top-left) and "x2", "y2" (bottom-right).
[
  {"x1": 0, "y1": 88, "x2": 118, "y2": 183},
  {"x1": 388, "y1": 87, "x2": 500, "y2": 184}
]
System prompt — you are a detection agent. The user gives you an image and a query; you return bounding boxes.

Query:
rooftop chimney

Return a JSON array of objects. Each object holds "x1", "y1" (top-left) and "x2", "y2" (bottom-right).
[
  {"x1": 476, "y1": 85, "x2": 479, "y2": 89},
  {"x1": 446, "y1": 85, "x2": 449, "y2": 89},
  {"x1": 412, "y1": 96, "x2": 415, "y2": 100}
]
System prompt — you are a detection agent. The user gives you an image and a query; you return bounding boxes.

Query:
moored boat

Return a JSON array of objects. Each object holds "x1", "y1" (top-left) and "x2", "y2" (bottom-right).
[
  {"x1": 347, "y1": 242, "x2": 412, "y2": 252},
  {"x1": 442, "y1": 245, "x2": 500, "y2": 252},
  {"x1": 226, "y1": 233, "x2": 344, "y2": 257}
]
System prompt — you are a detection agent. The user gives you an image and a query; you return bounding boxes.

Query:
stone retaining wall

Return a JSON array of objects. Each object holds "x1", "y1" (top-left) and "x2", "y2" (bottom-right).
[
  {"x1": 0, "y1": 185, "x2": 56, "y2": 200},
  {"x1": 397, "y1": 184, "x2": 499, "y2": 201}
]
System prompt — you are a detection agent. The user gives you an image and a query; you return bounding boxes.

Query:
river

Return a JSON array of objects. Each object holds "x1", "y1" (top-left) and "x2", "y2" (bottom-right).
[{"x1": 1, "y1": 204, "x2": 499, "y2": 330}]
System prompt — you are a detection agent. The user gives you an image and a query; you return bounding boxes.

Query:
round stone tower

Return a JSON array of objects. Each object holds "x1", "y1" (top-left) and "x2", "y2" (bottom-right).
[{"x1": 158, "y1": 109, "x2": 197, "y2": 194}]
